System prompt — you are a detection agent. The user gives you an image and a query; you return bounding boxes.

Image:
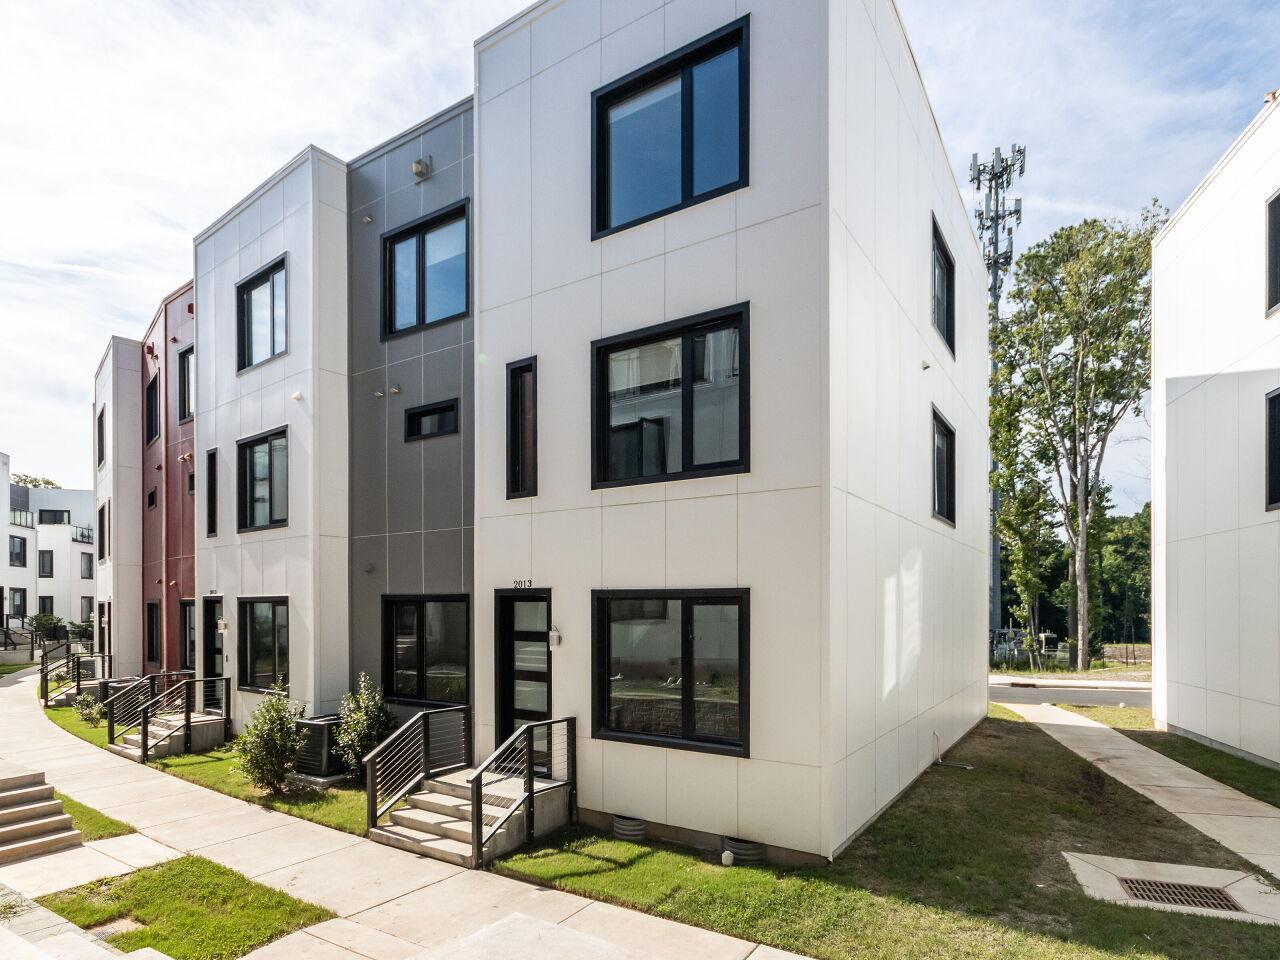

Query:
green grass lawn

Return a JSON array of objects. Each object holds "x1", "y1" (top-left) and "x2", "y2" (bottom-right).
[
  {"x1": 44, "y1": 706, "x2": 367, "y2": 835},
  {"x1": 153, "y1": 748, "x2": 367, "y2": 835},
  {"x1": 55, "y1": 791, "x2": 134, "y2": 842},
  {"x1": 496, "y1": 706, "x2": 1280, "y2": 960},
  {"x1": 38, "y1": 855, "x2": 331, "y2": 960},
  {"x1": 1062, "y1": 704, "x2": 1280, "y2": 810},
  {"x1": 0, "y1": 662, "x2": 35, "y2": 677},
  {"x1": 992, "y1": 660, "x2": 1152, "y2": 682}
]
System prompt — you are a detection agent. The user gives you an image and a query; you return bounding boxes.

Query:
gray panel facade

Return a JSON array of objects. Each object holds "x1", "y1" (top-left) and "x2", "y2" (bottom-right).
[{"x1": 347, "y1": 99, "x2": 475, "y2": 716}]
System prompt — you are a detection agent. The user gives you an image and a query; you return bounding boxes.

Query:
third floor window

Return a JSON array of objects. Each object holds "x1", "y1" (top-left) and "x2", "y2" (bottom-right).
[
  {"x1": 237, "y1": 259, "x2": 287, "y2": 370},
  {"x1": 383, "y1": 204, "x2": 469, "y2": 337}
]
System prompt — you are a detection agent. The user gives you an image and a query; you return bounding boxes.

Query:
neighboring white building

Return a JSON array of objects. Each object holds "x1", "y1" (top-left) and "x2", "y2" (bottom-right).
[
  {"x1": 1153, "y1": 94, "x2": 1280, "y2": 765},
  {"x1": 1, "y1": 452, "x2": 36, "y2": 626},
  {"x1": 470, "y1": 0, "x2": 989, "y2": 860},
  {"x1": 193, "y1": 146, "x2": 351, "y2": 726},
  {"x1": 93, "y1": 336, "x2": 145, "y2": 673}
]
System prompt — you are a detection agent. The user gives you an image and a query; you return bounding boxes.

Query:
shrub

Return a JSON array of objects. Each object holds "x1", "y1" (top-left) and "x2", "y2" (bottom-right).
[
  {"x1": 32, "y1": 613, "x2": 63, "y2": 640},
  {"x1": 335, "y1": 673, "x2": 397, "y2": 774},
  {"x1": 234, "y1": 685, "x2": 306, "y2": 794},
  {"x1": 73, "y1": 692, "x2": 105, "y2": 728}
]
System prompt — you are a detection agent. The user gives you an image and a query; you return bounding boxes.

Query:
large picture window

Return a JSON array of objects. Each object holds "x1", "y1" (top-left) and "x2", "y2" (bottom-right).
[
  {"x1": 237, "y1": 259, "x2": 287, "y2": 370},
  {"x1": 382, "y1": 596, "x2": 469, "y2": 705},
  {"x1": 592, "y1": 18, "x2": 749, "y2": 238},
  {"x1": 932, "y1": 219, "x2": 956, "y2": 353},
  {"x1": 382, "y1": 203, "x2": 469, "y2": 338},
  {"x1": 593, "y1": 589, "x2": 748, "y2": 755},
  {"x1": 237, "y1": 429, "x2": 288, "y2": 531},
  {"x1": 238, "y1": 597, "x2": 289, "y2": 691},
  {"x1": 507, "y1": 358, "x2": 537, "y2": 499},
  {"x1": 592, "y1": 304, "x2": 748, "y2": 488},
  {"x1": 932, "y1": 408, "x2": 957, "y2": 525}
]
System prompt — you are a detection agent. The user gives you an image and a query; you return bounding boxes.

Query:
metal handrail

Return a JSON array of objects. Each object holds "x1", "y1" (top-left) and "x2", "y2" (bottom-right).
[
  {"x1": 138, "y1": 677, "x2": 231, "y2": 763},
  {"x1": 39, "y1": 643, "x2": 74, "y2": 705},
  {"x1": 364, "y1": 705, "x2": 471, "y2": 831},
  {"x1": 106, "y1": 671, "x2": 192, "y2": 746}
]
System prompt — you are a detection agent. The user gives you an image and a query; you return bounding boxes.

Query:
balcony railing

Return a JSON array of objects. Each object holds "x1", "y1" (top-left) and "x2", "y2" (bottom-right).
[
  {"x1": 9, "y1": 510, "x2": 33, "y2": 528},
  {"x1": 72, "y1": 525, "x2": 93, "y2": 544}
]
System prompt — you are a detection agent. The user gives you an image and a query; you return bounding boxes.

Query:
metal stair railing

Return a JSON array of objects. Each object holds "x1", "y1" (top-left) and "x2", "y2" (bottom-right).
[
  {"x1": 138, "y1": 677, "x2": 232, "y2": 763},
  {"x1": 106, "y1": 671, "x2": 192, "y2": 748},
  {"x1": 39, "y1": 643, "x2": 75, "y2": 706},
  {"x1": 364, "y1": 705, "x2": 471, "y2": 832},
  {"x1": 467, "y1": 717, "x2": 576, "y2": 868},
  {"x1": 71, "y1": 654, "x2": 113, "y2": 698}
]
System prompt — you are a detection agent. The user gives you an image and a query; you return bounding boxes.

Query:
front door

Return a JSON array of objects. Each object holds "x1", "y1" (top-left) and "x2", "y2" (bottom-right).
[
  {"x1": 495, "y1": 590, "x2": 552, "y2": 751},
  {"x1": 203, "y1": 598, "x2": 224, "y2": 711}
]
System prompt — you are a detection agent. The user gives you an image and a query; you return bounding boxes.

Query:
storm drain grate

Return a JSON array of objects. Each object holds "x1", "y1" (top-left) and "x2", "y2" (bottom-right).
[{"x1": 1119, "y1": 877, "x2": 1242, "y2": 912}]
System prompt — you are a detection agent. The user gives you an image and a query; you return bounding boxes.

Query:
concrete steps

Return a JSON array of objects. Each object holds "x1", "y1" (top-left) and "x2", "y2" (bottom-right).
[
  {"x1": 0, "y1": 927, "x2": 177, "y2": 960},
  {"x1": 367, "y1": 824, "x2": 477, "y2": 868},
  {"x1": 0, "y1": 764, "x2": 81, "y2": 864}
]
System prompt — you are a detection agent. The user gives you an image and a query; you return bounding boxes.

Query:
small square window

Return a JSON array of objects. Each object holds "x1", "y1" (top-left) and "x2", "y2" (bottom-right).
[
  {"x1": 932, "y1": 409, "x2": 957, "y2": 525},
  {"x1": 592, "y1": 18, "x2": 749, "y2": 238},
  {"x1": 405, "y1": 400, "x2": 460, "y2": 441}
]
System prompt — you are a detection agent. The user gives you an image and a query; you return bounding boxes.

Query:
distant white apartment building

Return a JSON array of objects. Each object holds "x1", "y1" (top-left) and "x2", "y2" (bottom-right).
[
  {"x1": 470, "y1": 0, "x2": 989, "y2": 860},
  {"x1": 1153, "y1": 94, "x2": 1280, "y2": 765},
  {"x1": 192, "y1": 146, "x2": 351, "y2": 726},
  {"x1": 2, "y1": 451, "x2": 96, "y2": 631}
]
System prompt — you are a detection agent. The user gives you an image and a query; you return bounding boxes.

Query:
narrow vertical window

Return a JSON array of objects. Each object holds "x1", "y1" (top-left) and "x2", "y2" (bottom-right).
[
  {"x1": 145, "y1": 374, "x2": 160, "y2": 443},
  {"x1": 206, "y1": 449, "x2": 218, "y2": 537},
  {"x1": 177, "y1": 346, "x2": 195, "y2": 421},
  {"x1": 932, "y1": 219, "x2": 956, "y2": 353},
  {"x1": 81, "y1": 553, "x2": 93, "y2": 579},
  {"x1": 507, "y1": 358, "x2": 538, "y2": 498},
  {"x1": 145, "y1": 602, "x2": 160, "y2": 663},
  {"x1": 932, "y1": 409, "x2": 957, "y2": 525},
  {"x1": 1267, "y1": 389, "x2": 1280, "y2": 509},
  {"x1": 237, "y1": 259, "x2": 287, "y2": 370},
  {"x1": 1268, "y1": 193, "x2": 1280, "y2": 315},
  {"x1": 38, "y1": 550, "x2": 52, "y2": 578},
  {"x1": 97, "y1": 408, "x2": 106, "y2": 467},
  {"x1": 97, "y1": 506, "x2": 106, "y2": 560}
]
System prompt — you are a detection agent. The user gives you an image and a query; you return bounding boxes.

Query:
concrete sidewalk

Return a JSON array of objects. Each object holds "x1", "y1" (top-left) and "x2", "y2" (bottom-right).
[
  {"x1": 1001, "y1": 701, "x2": 1280, "y2": 879},
  {"x1": 989, "y1": 675, "x2": 1151, "y2": 691},
  {"x1": 0, "y1": 668, "x2": 802, "y2": 960}
]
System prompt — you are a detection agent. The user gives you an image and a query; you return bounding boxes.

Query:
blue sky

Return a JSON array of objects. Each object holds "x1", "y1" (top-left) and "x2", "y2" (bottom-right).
[{"x1": 0, "y1": 0, "x2": 1274, "y2": 511}]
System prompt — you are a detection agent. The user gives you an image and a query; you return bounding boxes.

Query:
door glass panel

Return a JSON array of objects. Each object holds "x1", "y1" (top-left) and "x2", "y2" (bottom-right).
[
  {"x1": 608, "y1": 76, "x2": 682, "y2": 228},
  {"x1": 691, "y1": 603, "x2": 739, "y2": 740},
  {"x1": 392, "y1": 603, "x2": 419, "y2": 698},
  {"x1": 514, "y1": 679, "x2": 548, "y2": 714},
  {"x1": 691, "y1": 326, "x2": 740, "y2": 466},
  {"x1": 691, "y1": 47, "x2": 740, "y2": 195},
  {"x1": 512, "y1": 601, "x2": 547, "y2": 633},
  {"x1": 607, "y1": 337, "x2": 682, "y2": 481},
  {"x1": 606, "y1": 598, "x2": 681, "y2": 737},
  {"x1": 514, "y1": 640, "x2": 547, "y2": 673}
]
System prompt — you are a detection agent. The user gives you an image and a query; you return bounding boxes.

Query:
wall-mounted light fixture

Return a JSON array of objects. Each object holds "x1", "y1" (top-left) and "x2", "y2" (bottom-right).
[
  {"x1": 412, "y1": 156, "x2": 433, "y2": 180},
  {"x1": 373, "y1": 390, "x2": 385, "y2": 399},
  {"x1": 291, "y1": 391, "x2": 303, "y2": 401},
  {"x1": 389, "y1": 385, "x2": 400, "y2": 395},
  {"x1": 362, "y1": 215, "x2": 374, "y2": 224}
]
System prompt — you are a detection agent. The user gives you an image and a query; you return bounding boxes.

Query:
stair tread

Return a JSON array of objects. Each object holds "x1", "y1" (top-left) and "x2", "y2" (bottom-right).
[
  {"x1": 0, "y1": 798, "x2": 63, "y2": 824},
  {"x1": 370, "y1": 824, "x2": 474, "y2": 866},
  {"x1": 0, "y1": 828, "x2": 81, "y2": 863},
  {"x1": 0, "y1": 770, "x2": 44, "y2": 792},
  {"x1": 406, "y1": 791, "x2": 511, "y2": 824},
  {"x1": 0, "y1": 784, "x2": 55, "y2": 808},
  {"x1": 0, "y1": 813, "x2": 73, "y2": 838}
]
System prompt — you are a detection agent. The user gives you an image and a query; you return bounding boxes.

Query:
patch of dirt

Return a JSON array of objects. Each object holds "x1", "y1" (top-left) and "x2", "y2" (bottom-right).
[{"x1": 87, "y1": 916, "x2": 144, "y2": 936}]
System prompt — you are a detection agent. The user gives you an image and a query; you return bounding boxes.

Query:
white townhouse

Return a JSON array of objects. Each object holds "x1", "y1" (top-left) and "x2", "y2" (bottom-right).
[
  {"x1": 1153, "y1": 93, "x2": 1280, "y2": 765},
  {"x1": 192, "y1": 146, "x2": 352, "y2": 726},
  {"x1": 470, "y1": 0, "x2": 989, "y2": 860}
]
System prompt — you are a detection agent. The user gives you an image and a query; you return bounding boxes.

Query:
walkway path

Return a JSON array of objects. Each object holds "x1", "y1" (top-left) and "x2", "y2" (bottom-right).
[
  {"x1": 0, "y1": 669, "x2": 802, "y2": 960},
  {"x1": 1002, "y1": 701, "x2": 1280, "y2": 880}
]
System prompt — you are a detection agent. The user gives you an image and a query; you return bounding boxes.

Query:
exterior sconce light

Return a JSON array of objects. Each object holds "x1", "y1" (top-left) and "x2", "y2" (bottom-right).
[
  {"x1": 373, "y1": 390, "x2": 385, "y2": 399},
  {"x1": 291, "y1": 391, "x2": 303, "y2": 401},
  {"x1": 216, "y1": 617, "x2": 228, "y2": 636},
  {"x1": 549, "y1": 626, "x2": 562, "y2": 647},
  {"x1": 921, "y1": 360, "x2": 931, "y2": 371},
  {"x1": 412, "y1": 156, "x2": 432, "y2": 180},
  {"x1": 362, "y1": 215, "x2": 374, "y2": 224},
  {"x1": 389, "y1": 385, "x2": 400, "y2": 395}
]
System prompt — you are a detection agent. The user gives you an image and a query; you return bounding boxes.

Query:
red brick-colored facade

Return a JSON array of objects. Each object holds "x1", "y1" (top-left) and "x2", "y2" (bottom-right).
[{"x1": 140, "y1": 282, "x2": 195, "y2": 674}]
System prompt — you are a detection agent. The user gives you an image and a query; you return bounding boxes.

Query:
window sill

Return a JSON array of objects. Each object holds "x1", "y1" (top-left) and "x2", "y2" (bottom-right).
[
  {"x1": 592, "y1": 727, "x2": 746, "y2": 758},
  {"x1": 237, "y1": 685, "x2": 289, "y2": 696},
  {"x1": 592, "y1": 181, "x2": 747, "y2": 242},
  {"x1": 592, "y1": 462, "x2": 748, "y2": 491},
  {"x1": 236, "y1": 350, "x2": 289, "y2": 377},
  {"x1": 931, "y1": 511, "x2": 957, "y2": 528},
  {"x1": 178, "y1": 415, "x2": 194, "y2": 425},
  {"x1": 237, "y1": 521, "x2": 289, "y2": 534},
  {"x1": 380, "y1": 311, "x2": 469, "y2": 344}
]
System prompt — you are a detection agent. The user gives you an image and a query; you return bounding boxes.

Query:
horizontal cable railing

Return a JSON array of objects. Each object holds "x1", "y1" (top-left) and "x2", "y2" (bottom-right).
[
  {"x1": 106, "y1": 671, "x2": 192, "y2": 747},
  {"x1": 468, "y1": 717, "x2": 576, "y2": 867},
  {"x1": 71, "y1": 525, "x2": 93, "y2": 543},
  {"x1": 364, "y1": 705, "x2": 471, "y2": 831},
  {"x1": 137, "y1": 676, "x2": 231, "y2": 763},
  {"x1": 39, "y1": 643, "x2": 75, "y2": 705},
  {"x1": 71, "y1": 654, "x2": 113, "y2": 697}
]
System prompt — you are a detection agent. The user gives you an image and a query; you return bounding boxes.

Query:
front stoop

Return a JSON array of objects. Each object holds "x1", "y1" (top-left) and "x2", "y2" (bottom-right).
[
  {"x1": 106, "y1": 714, "x2": 227, "y2": 763},
  {"x1": 0, "y1": 766, "x2": 79, "y2": 865},
  {"x1": 368, "y1": 768, "x2": 571, "y2": 869}
]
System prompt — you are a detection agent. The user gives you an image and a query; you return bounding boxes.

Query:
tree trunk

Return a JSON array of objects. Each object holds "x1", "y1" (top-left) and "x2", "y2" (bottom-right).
[{"x1": 1076, "y1": 517, "x2": 1090, "y2": 673}]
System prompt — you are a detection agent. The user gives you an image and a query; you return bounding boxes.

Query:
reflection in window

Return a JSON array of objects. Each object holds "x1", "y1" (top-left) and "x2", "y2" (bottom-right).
[
  {"x1": 384, "y1": 597, "x2": 468, "y2": 704},
  {"x1": 238, "y1": 261, "x2": 287, "y2": 370},
  {"x1": 607, "y1": 337, "x2": 682, "y2": 481},
  {"x1": 607, "y1": 78, "x2": 682, "y2": 231},
  {"x1": 240, "y1": 598, "x2": 288, "y2": 690},
  {"x1": 383, "y1": 209, "x2": 468, "y2": 336}
]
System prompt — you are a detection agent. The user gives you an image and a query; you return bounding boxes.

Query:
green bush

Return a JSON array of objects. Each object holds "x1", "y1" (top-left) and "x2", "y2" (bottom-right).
[
  {"x1": 335, "y1": 673, "x2": 396, "y2": 774},
  {"x1": 234, "y1": 686, "x2": 306, "y2": 795},
  {"x1": 31, "y1": 613, "x2": 63, "y2": 640},
  {"x1": 72, "y1": 693, "x2": 105, "y2": 728}
]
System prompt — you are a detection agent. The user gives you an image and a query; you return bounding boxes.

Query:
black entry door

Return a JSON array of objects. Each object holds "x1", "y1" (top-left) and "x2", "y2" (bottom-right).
[
  {"x1": 203, "y1": 598, "x2": 223, "y2": 711},
  {"x1": 495, "y1": 590, "x2": 551, "y2": 747}
]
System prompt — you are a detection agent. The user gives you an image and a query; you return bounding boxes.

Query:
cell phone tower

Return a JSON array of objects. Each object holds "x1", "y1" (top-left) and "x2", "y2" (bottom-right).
[{"x1": 971, "y1": 144, "x2": 1025, "y2": 642}]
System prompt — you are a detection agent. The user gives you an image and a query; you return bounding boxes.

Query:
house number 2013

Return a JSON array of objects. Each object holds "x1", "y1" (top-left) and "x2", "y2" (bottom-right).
[{"x1": 513, "y1": 580, "x2": 534, "y2": 589}]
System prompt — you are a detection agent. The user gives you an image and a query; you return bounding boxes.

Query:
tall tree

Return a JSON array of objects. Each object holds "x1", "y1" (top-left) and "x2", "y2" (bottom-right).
[
  {"x1": 11, "y1": 474, "x2": 59, "y2": 489},
  {"x1": 991, "y1": 204, "x2": 1163, "y2": 669}
]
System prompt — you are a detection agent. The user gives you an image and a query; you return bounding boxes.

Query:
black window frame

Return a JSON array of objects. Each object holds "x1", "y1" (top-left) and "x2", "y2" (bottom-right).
[
  {"x1": 591, "y1": 16, "x2": 750, "y2": 240},
  {"x1": 381, "y1": 594, "x2": 472, "y2": 707},
  {"x1": 145, "y1": 600, "x2": 160, "y2": 663},
  {"x1": 931, "y1": 217, "x2": 956, "y2": 354},
  {"x1": 80, "y1": 596, "x2": 93, "y2": 624},
  {"x1": 37, "y1": 550, "x2": 52, "y2": 578},
  {"x1": 187, "y1": 470, "x2": 195, "y2": 496},
  {"x1": 10, "y1": 588, "x2": 26, "y2": 618},
  {"x1": 1266, "y1": 388, "x2": 1280, "y2": 510},
  {"x1": 97, "y1": 505, "x2": 106, "y2": 561},
  {"x1": 591, "y1": 588, "x2": 749, "y2": 757},
  {"x1": 236, "y1": 427, "x2": 289, "y2": 532},
  {"x1": 404, "y1": 399, "x2": 460, "y2": 442},
  {"x1": 507, "y1": 357, "x2": 538, "y2": 499},
  {"x1": 9, "y1": 535, "x2": 26, "y2": 568},
  {"x1": 206, "y1": 449, "x2": 218, "y2": 538},
  {"x1": 96, "y1": 407, "x2": 106, "y2": 468},
  {"x1": 238, "y1": 597, "x2": 289, "y2": 693},
  {"x1": 1268, "y1": 190, "x2": 1280, "y2": 316},
  {"x1": 177, "y1": 345, "x2": 195, "y2": 422},
  {"x1": 146, "y1": 488, "x2": 157, "y2": 510},
  {"x1": 38, "y1": 509, "x2": 70, "y2": 525},
  {"x1": 38, "y1": 596, "x2": 53, "y2": 617},
  {"x1": 144, "y1": 373, "x2": 160, "y2": 445},
  {"x1": 591, "y1": 303, "x2": 750, "y2": 489},
  {"x1": 380, "y1": 200, "x2": 471, "y2": 341},
  {"x1": 236, "y1": 257, "x2": 288, "y2": 372},
  {"x1": 931, "y1": 407, "x2": 957, "y2": 526},
  {"x1": 81, "y1": 552, "x2": 93, "y2": 580}
]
